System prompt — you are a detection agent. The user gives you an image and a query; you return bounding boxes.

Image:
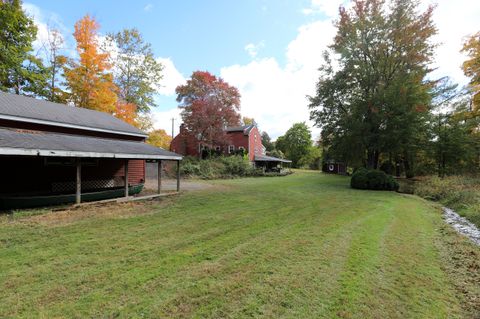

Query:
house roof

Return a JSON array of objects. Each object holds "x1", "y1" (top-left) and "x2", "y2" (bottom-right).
[
  {"x1": 0, "y1": 92, "x2": 147, "y2": 138},
  {"x1": 254, "y1": 155, "x2": 292, "y2": 163},
  {"x1": 0, "y1": 127, "x2": 182, "y2": 160},
  {"x1": 226, "y1": 124, "x2": 255, "y2": 135}
]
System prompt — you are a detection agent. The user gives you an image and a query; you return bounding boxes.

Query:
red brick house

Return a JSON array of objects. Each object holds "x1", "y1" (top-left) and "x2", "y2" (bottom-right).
[
  {"x1": 0, "y1": 92, "x2": 182, "y2": 209},
  {"x1": 170, "y1": 123, "x2": 291, "y2": 169}
]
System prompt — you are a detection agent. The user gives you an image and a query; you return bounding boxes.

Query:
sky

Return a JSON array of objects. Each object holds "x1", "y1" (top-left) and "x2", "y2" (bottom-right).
[{"x1": 23, "y1": 0, "x2": 480, "y2": 139}]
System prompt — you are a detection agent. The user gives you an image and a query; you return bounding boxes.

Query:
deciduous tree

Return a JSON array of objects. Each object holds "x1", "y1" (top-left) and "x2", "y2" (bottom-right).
[
  {"x1": 107, "y1": 28, "x2": 163, "y2": 114},
  {"x1": 462, "y1": 31, "x2": 480, "y2": 111},
  {"x1": 176, "y1": 71, "x2": 241, "y2": 147},
  {"x1": 44, "y1": 27, "x2": 67, "y2": 103},
  {"x1": 0, "y1": 0, "x2": 48, "y2": 96},
  {"x1": 276, "y1": 122, "x2": 312, "y2": 167},
  {"x1": 64, "y1": 15, "x2": 117, "y2": 112},
  {"x1": 147, "y1": 129, "x2": 172, "y2": 149},
  {"x1": 309, "y1": 0, "x2": 437, "y2": 174}
]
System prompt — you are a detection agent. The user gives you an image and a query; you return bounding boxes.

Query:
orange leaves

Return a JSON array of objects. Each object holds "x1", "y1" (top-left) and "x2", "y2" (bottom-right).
[
  {"x1": 114, "y1": 100, "x2": 137, "y2": 126},
  {"x1": 64, "y1": 15, "x2": 117, "y2": 113}
]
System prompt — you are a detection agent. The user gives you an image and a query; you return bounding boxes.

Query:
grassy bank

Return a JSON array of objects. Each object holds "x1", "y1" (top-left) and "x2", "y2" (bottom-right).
[
  {"x1": 414, "y1": 175, "x2": 480, "y2": 228},
  {"x1": 0, "y1": 172, "x2": 479, "y2": 318}
]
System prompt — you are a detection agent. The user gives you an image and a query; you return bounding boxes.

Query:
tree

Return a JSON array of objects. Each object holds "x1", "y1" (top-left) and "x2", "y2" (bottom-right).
[
  {"x1": 309, "y1": 0, "x2": 437, "y2": 174},
  {"x1": 108, "y1": 28, "x2": 163, "y2": 114},
  {"x1": 276, "y1": 123, "x2": 312, "y2": 167},
  {"x1": 0, "y1": 0, "x2": 48, "y2": 96},
  {"x1": 176, "y1": 71, "x2": 241, "y2": 147},
  {"x1": 147, "y1": 129, "x2": 172, "y2": 149},
  {"x1": 462, "y1": 31, "x2": 480, "y2": 111},
  {"x1": 43, "y1": 27, "x2": 67, "y2": 103},
  {"x1": 261, "y1": 131, "x2": 274, "y2": 152},
  {"x1": 242, "y1": 116, "x2": 254, "y2": 125},
  {"x1": 64, "y1": 15, "x2": 117, "y2": 112},
  {"x1": 115, "y1": 101, "x2": 137, "y2": 127}
]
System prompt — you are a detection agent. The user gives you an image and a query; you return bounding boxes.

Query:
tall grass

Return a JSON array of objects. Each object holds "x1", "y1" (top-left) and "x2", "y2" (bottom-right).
[{"x1": 414, "y1": 175, "x2": 480, "y2": 227}]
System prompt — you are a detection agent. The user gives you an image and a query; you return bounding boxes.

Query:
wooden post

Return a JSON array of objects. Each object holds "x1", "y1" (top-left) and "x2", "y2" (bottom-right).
[
  {"x1": 157, "y1": 160, "x2": 162, "y2": 194},
  {"x1": 176, "y1": 160, "x2": 180, "y2": 192},
  {"x1": 124, "y1": 159, "x2": 129, "y2": 198},
  {"x1": 76, "y1": 158, "x2": 81, "y2": 204}
]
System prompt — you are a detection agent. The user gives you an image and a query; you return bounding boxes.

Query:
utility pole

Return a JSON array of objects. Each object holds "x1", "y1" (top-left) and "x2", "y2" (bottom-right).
[{"x1": 171, "y1": 117, "x2": 175, "y2": 138}]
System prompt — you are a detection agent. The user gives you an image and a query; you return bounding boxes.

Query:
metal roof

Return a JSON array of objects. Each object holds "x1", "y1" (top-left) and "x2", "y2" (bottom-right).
[
  {"x1": 225, "y1": 124, "x2": 255, "y2": 135},
  {"x1": 0, "y1": 128, "x2": 182, "y2": 160},
  {"x1": 254, "y1": 155, "x2": 292, "y2": 163},
  {"x1": 0, "y1": 92, "x2": 147, "y2": 137}
]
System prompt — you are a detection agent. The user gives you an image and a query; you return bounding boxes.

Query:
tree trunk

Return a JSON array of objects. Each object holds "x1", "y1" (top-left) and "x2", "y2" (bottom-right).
[
  {"x1": 367, "y1": 149, "x2": 380, "y2": 169},
  {"x1": 403, "y1": 151, "x2": 414, "y2": 178}
]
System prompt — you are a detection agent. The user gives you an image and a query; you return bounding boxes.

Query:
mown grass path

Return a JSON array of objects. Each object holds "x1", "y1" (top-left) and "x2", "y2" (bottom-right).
[{"x1": 0, "y1": 171, "x2": 479, "y2": 318}]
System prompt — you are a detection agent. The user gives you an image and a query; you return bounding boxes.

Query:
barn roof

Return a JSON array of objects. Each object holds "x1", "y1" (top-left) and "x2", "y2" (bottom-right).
[
  {"x1": 254, "y1": 155, "x2": 292, "y2": 163},
  {"x1": 0, "y1": 92, "x2": 147, "y2": 138},
  {"x1": 226, "y1": 124, "x2": 255, "y2": 135},
  {"x1": 0, "y1": 128, "x2": 182, "y2": 160}
]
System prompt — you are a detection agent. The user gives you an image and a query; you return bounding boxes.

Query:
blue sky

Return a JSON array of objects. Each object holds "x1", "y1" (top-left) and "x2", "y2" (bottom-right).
[{"x1": 23, "y1": 0, "x2": 480, "y2": 138}]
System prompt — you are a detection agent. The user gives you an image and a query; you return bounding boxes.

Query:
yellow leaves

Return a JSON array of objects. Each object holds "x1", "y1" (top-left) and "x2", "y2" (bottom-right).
[
  {"x1": 146, "y1": 129, "x2": 172, "y2": 149},
  {"x1": 461, "y1": 32, "x2": 480, "y2": 110},
  {"x1": 65, "y1": 15, "x2": 117, "y2": 113}
]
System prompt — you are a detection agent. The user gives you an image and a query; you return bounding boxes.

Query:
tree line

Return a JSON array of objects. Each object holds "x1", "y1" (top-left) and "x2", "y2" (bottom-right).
[
  {"x1": 308, "y1": 0, "x2": 480, "y2": 177},
  {"x1": 0, "y1": 0, "x2": 171, "y2": 149}
]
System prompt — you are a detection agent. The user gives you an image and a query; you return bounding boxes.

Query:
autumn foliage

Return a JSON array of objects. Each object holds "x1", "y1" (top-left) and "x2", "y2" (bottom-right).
[
  {"x1": 462, "y1": 32, "x2": 480, "y2": 111},
  {"x1": 64, "y1": 15, "x2": 117, "y2": 113},
  {"x1": 146, "y1": 129, "x2": 172, "y2": 149},
  {"x1": 115, "y1": 100, "x2": 137, "y2": 127},
  {"x1": 176, "y1": 71, "x2": 241, "y2": 147}
]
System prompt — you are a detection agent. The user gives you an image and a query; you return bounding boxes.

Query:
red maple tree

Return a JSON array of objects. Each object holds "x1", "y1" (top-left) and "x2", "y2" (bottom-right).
[{"x1": 176, "y1": 71, "x2": 241, "y2": 147}]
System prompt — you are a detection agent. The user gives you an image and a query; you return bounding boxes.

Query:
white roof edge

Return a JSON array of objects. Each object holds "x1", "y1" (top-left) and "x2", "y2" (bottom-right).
[
  {"x1": 0, "y1": 147, "x2": 182, "y2": 161},
  {"x1": 0, "y1": 114, "x2": 148, "y2": 138}
]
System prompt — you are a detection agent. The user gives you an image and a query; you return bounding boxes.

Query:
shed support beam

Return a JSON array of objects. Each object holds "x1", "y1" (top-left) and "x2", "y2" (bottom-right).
[
  {"x1": 124, "y1": 159, "x2": 129, "y2": 198},
  {"x1": 157, "y1": 160, "x2": 162, "y2": 194},
  {"x1": 76, "y1": 158, "x2": 81, "y2": 204},
  {"x1": 176, "y1": 160, "x2": 180, "y2": 192}
]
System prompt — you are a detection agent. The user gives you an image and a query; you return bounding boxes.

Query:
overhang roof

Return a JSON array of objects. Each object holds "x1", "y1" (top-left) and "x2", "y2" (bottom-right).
[
  {"x1": 0, "y1": 92, "x2": 147, "y2": 138},
  {"x1": 0, "y1": 127, "x2": 182, "y2": 160},
  {"x1": 254, "y1": 155, "x2": 292, "y2": 163}
]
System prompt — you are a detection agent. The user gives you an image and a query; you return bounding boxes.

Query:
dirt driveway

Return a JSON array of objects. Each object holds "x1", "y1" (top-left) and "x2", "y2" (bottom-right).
[{"x1": 144, "y1": 178, "x2": 212, "y2": 192}]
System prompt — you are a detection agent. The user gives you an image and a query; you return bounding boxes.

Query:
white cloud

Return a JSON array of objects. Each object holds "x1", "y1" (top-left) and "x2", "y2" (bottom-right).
[
  {"x1": 224, "y1": 0, "x2": 480, "y2": 139},
  {"x1": 155, "y1": 57, "x2": 186, "y2": 96},
  {"x1": 23, "y1": 2, "x2": 73, "y2": 59},
  {"x1": 222, "y1": 20, "x2": 335, "y2": 139},
  {"x1": 152, "y1": 107, "x2": 182, "y2": 136},
  {"x1": 244, "y1": 41, "x2": 265, "y2": 58},
  {"x1": 302, "y1": 0, "x2": 348, "y2": 17},
  {"x1": 430, "y1": 0, "x2": 480, "y2": 86},
  {"x1": 144, "y1": 3, "x2": 154, "y2": 12}
]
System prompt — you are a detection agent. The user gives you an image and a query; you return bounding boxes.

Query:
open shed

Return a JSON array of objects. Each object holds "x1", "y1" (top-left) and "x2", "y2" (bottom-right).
[
  {"x1": 254, "y1": 155, "x2": 292, "y2": 172},
  {"x1": 0, "y1": 92, "x2": 182, "y2": 209}
]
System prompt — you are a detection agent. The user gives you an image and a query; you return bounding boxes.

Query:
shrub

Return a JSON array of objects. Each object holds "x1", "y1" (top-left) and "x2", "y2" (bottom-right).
[
  {"x1": 351, "y1": 168, "x2": 399, "y2": 191},
  {"x1": 178, "y1": 155, "x2": 257, "y2": 179}
]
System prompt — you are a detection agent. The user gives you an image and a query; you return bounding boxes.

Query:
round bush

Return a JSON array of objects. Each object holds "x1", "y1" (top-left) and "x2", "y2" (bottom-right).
[{"x1": 351, "y1": 168, "x2": 399, "y2": 191}]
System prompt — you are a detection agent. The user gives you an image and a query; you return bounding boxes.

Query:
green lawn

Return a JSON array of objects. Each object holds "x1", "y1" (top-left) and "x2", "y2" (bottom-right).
[{"x1": 1, "y1": 171, "x2": 479, "y2": 318}]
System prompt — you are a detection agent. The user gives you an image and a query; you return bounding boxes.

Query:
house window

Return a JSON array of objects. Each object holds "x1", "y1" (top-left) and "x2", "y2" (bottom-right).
[
  {"x1": 215, "y1": 146, "x2": 221, "y2": 151},
  {"x1": 238, "y1": 146, "x2": 245, "y2": 152},
  {"x1": 228, "y1": 145, "x2": 235, "y2": 153}
]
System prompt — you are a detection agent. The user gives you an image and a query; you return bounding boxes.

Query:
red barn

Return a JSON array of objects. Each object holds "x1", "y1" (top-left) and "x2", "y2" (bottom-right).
[
  {"x1": 0, "y1": 92, "x2": 182, "y2": 209},
  {"x1": 170, "y1": 123, "x2": 291, "y2": 169}
]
